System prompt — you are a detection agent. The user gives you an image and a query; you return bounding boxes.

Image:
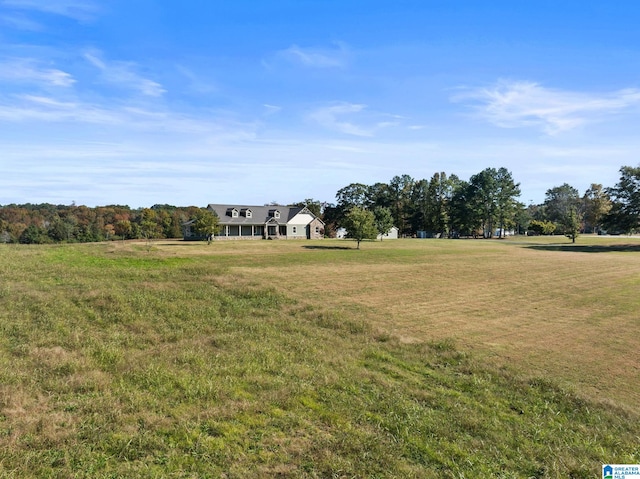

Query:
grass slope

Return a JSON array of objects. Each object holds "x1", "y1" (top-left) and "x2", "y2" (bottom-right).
[{"x1": 0, "y1": 239, "x2": 638, "y2": 478}]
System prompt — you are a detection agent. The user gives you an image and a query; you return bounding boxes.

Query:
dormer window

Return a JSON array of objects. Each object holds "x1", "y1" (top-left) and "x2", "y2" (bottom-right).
[
  {"x1": 227, "y1": 207, "x2": 239, "y2": 218},
  {"x1": 241, "y1": 208, "x2": 252, "y2": 218},
  {"x1": 269, "y1": 209, "x2": 280, "y2": 219}
]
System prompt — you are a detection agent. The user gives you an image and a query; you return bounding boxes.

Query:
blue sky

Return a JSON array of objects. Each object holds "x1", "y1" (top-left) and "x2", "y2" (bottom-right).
[{"x1": 1, "y1": 0, "x2": 640, "y2": 207}]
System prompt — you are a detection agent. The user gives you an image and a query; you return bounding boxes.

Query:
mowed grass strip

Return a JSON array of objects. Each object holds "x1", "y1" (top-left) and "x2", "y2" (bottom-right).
[
  {"x1": 0, "y1": 240, "x2": 638, "y2": 477},
  {"x1": 214, "y1": 236, "x2": 640, "y2": 413}
]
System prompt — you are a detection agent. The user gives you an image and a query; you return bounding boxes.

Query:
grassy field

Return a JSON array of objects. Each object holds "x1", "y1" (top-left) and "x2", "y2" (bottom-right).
[
  {"x1": 0, "y1": 236, "x2": 639, "y2": 477},
  {"x1": 224, "y1": 235, "x2": 640, "y2": 412}
]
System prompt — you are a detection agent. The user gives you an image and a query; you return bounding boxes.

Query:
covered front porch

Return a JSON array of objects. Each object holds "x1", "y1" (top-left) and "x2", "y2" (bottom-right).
[
  {"x1": 217, "y1": 221, "x2": 287, "y2": 240},
  {"x1": 266, "y1": 223, "x2": 287, "y2": 239}
]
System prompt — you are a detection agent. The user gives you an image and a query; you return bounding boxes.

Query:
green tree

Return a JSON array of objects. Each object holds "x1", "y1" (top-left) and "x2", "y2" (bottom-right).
[
  {"x1": 388, "y1": 174, "x2": 414, "y2": 236},
  {"x1": 494, "y1": 167, "x2": 521, "y2": 237},
  {"x1": 544, "y1": 183, "x2": 583, "y2": 239},
  {"x1": 335, "y1": 183, "x2": 371, "y2": 226},
  {"x1": 48, "y1": 214, "x2": 77, "y2": 242},
  {"x1": 411, "y1": 173, "x2": 453, "y2": 236},
  {"x1": 468, "y1": 168, "x2": 499, "y2": 238},
  {"x1": 449, "y1": 180, "x2": 482, "y2": 237},
  {"x1": 564, "y1": 206, "x2": 581, "y2": 243},
  {"x1": 341, "y1": 207, "x2": 377, "y2": 249},
  {"x1": 167, "y1": 210, "x2": 186, "y2": 238},
  {"x1": 319, "y1": 203, "x2": 339, "y2": 238},
  {"x1": 582, "y1": 184, "x2": 611, "y2": 234},
  {"x1": 292, "y1": 199, "x2": 323, "y2": 217},
  {"x1": 156, "y1": 209, "x2": 174, "y2": 239},
  {"x1": 139, "y1": 208, "x2": 162, "y2": 245},
  {"x1": 0, "y1": 218, "x2": 8, "y2": 243},
  {"x1": 192, "y1": 208, "x2": 220, "y2": 243},
  {"x1": 373, "y1": 206, "x2": 394, "y2": 241},
  {"x1": 19, "y1": 224, "x2": 49, "y2": 244},
  {"x1": 410, "y1": 178, "x2": 430, "y2": 233},
  {"x1": 429, "y1": 172, "x2": 454, "y2": 237},
  {"x1": 336, "y1": 183, "x2": 370, "y2": 210},
  {"x1": 544, "y1": 184, "x2": 580, "y2": 223},
  {"x1": 528, "y1": 220, "x2": 556, "y2": 235},
  {"x1": 513, "y1": 202, "x2": 530, "y2": 235},
  {"x1": 605, "y1": 165, "x2": 640, "y2": 233},
  {"x1": 367, "y1": 182, "x2": 392, "y2": 210}
]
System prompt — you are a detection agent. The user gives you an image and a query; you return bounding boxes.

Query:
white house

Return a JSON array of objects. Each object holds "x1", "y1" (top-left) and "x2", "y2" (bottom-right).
[{"x1": 183, "y1": 204, "x2": 324, "y2": 240}]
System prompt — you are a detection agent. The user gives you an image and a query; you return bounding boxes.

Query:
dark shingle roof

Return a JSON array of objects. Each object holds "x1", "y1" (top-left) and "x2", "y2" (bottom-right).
[{"x1": 207, "y1": 204, "x2": 307, "y2": 225}]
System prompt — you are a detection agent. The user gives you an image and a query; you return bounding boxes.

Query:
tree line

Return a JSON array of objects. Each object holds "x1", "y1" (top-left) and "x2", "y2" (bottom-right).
[
  {"x1": 319, "y1": 167, "x2": 521, "y2": 240},
  {"x1": 307, "y1": 164, "x2": 640, "y2": 243},
  {"x1": 0, "y1": 204, "x2": 202, "y2": 244},
  {"x1": 1, "y1": 165, "x2": 638, "y2": 244}
]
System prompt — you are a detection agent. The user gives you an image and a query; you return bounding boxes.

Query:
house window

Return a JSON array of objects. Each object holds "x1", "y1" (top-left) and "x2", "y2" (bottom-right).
[
  {"x1": 270, "y1": 209, "x2": 280, "y2": 219},
  {"x1": 293, "y1": 226, "x2": 297, "y2": 234},
  {"x1": 232, "y1": 210, "x2": 238, "y2": 218},
  {"x1": 315, "y1": 226, "x2": 320, "y2": 234},
  {"x1": 246, "y1": 210, "x2": 252, "y2": 218}
]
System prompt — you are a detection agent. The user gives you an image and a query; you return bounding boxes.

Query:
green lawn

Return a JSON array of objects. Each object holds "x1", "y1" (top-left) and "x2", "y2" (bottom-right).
[{"x1": 0, "y1": 238, "x2": 638, "y2": 477}]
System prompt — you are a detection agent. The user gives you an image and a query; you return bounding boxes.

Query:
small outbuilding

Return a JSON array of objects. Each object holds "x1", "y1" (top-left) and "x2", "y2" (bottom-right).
[
  {"x1": 337, "y1": 226, "x2": 398, "y2": 240},
  {"x1": 377, "y1": 226, "x2": 399, "y2": 240}
]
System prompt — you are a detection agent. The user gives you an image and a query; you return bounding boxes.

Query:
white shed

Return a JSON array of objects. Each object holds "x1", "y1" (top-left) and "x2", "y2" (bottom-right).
[{"x1": 377, "y1": 226, "x2": 399, "y2": 240}]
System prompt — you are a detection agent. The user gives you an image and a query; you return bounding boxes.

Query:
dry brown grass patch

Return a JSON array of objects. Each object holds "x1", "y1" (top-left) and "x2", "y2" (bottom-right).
[
  {"x1": 224, "y1": 239, "x2": 640, "y2": 411},
  {"x1": 108, "y1": 238, "x2": 640, "y2": 411}
]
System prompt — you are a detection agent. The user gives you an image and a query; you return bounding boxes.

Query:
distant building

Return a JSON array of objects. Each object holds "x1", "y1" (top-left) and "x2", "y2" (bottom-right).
[
  {"x1": 495, "y1": 228, "x2": 515, "y2": 237},
  {"x1": 336, "y1": 226, "x2": 399, "y2": 240},
  {"x1": 377, "y1": 226, "x2": 399, "y2": 240}
]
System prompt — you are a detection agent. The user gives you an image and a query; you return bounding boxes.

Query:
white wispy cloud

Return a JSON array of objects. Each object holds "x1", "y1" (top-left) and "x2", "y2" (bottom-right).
[
  {"x1": 175, "y1": 65, "x2": 219, "y2": 94},
  {"x1": 309, "y1": 102, "x2": 373, "y2": 137},
  {"x1": 0, "y1": 58, "x2": 75, "y2": 86},
  {"x1": 1, "y1": 0, "x2": 100, "y2": 22},
  {"x1": 0, "y1": 92, "x2": 259, "y2": 140},
  {"x1": 84, "y1": 50, "x2": 166, "y2": 97},
  {"x1": 308, "y1": 103, "x2": 405, "y2": 137},
  {"x1": 453, "y1": 80, "x2": 640, "y2": 135},
  {"x1": 0, "y1": 94, "x2": 122, "y2": 123},
  {"x1": 263, "y1": 104, "x2": 282, "y2": 115},
  {"x1": 269, "y1": 42, "x2": 349, "y2": 69},
  {"x1": 0, "y1": 12, "x2": 42, "y2": 30}
]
